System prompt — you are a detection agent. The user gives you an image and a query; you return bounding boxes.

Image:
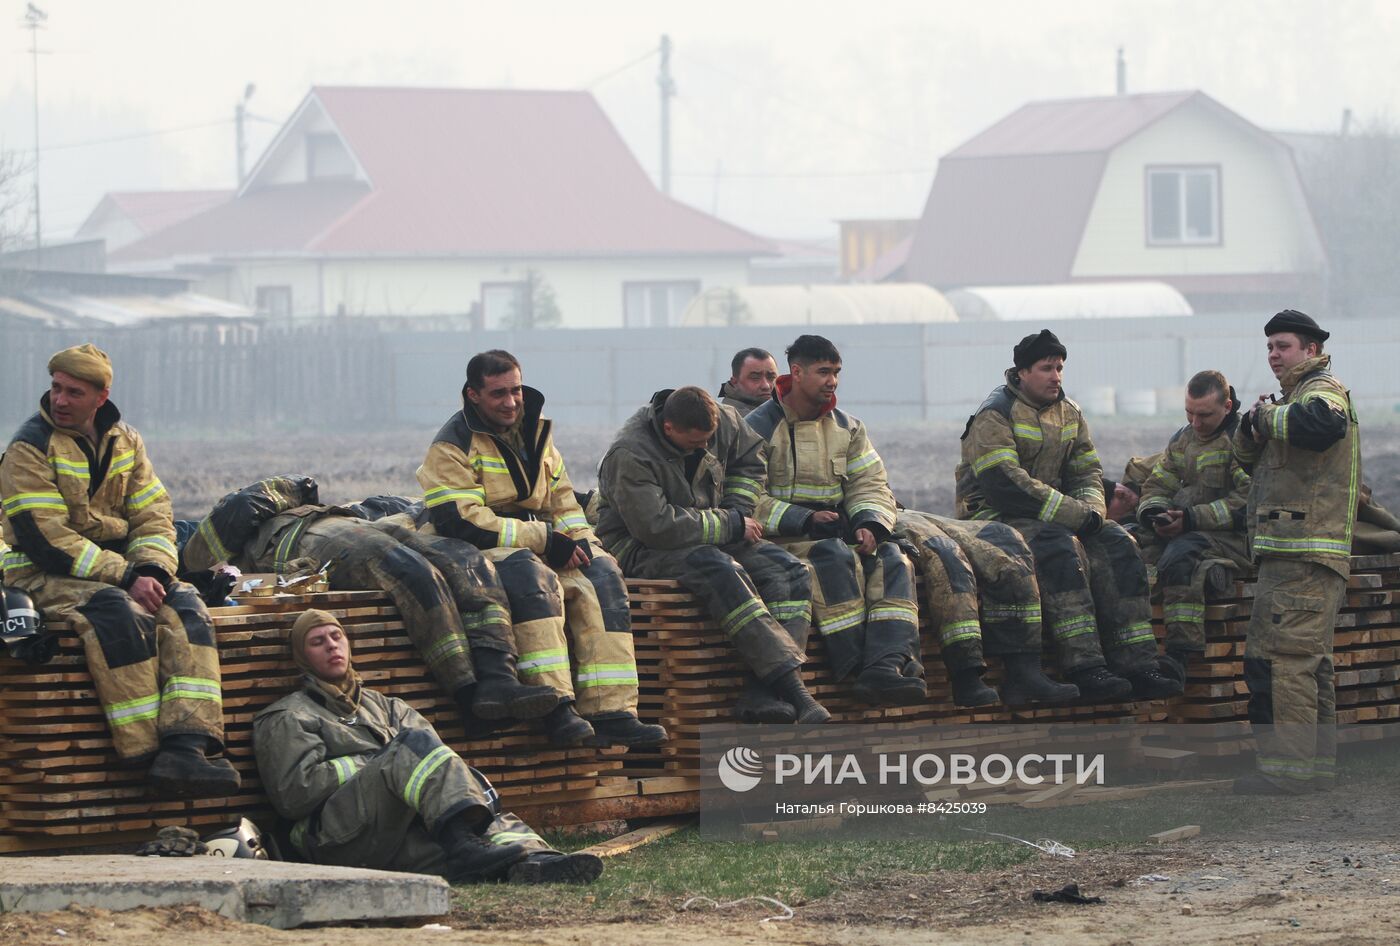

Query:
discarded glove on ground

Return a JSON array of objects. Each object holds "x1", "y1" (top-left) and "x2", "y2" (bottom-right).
[
  {"x1": 1031, "y1": 883, "x2": 1104, "y2": 905},
  {"x1": 137, "y1": 824, "x2": 208, "y2": 857}
]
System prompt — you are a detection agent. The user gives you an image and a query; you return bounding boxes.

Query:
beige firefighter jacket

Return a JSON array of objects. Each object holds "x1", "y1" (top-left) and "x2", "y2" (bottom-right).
[
  {"x1": 717, "y1": 381, "x2": 765, "y2": 417},
  {"x1": 1139, "y1": 415, "x2": 1251, "y2": 532},
  {"x1": 253, "y1": 683, "x2": 432, "y2": 822},
  {"x1": 743, "y1": 384, "x2": 897, "y2": 539},
  {"x1": 416, "y1": 385, "x2": 594, "y2": 555},
  {"x1": 1232, "y1": 355, "x2": 1360, "y2": 579},
  {"x1": 2, "y1": 396, "x2": 175, "y2": 587},
  {"x1": 595, "y1": 390, "x2": 765, "y2": 555},
  {"x1": 955, "y1": 372, "x2": 1105, "y2": 529}
]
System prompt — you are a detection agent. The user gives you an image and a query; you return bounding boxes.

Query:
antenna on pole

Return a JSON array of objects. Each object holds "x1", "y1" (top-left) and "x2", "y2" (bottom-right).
[
  {"x1": 658, "y1": 34, "x2": 676, "y2": 195},
  {"x1": 236, "y1": 83, "x2": 256, "y2": 186},
  {"x1": 23, "y1": 3, "x2": 47, "y2": 262}
]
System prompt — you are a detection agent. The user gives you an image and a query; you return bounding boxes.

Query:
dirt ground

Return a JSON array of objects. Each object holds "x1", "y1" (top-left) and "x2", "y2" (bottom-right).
[
  {"x1": 4, "y1": 834, "x2": 1398, "y2": 946},
  {"x1": 148, "y1": 416, "x2": 1400, "y2": 520}
]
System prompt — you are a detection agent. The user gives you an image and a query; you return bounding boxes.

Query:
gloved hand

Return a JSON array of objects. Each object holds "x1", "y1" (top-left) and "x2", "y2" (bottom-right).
[
  {"x1": 804, "y1": 516, "x2": 842, "y2": 540},
  {"x1": 137, "y1": 825, "x2": 208, "y2": 857},
  {"x1": 543, "y1": 531, "x2": 580, "y2": 568},
  {"x1": 1075, "y1": 510, "x2": 1104, "y2": 538}
]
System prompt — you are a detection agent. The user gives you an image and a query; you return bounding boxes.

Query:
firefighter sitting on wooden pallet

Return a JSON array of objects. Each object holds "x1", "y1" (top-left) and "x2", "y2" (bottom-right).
[
  {"x1": 0, "y1": 344, "x2": 237, "y2": 799},
  {"x1": 417, "y1": 350, "x2": 665, "y2": 750},
  {"x1": 253, "y1": 608, "x2": 602, "y2": 884}
]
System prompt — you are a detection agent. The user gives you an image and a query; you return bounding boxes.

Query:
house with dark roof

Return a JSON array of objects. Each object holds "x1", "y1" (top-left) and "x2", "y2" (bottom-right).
[
  {"x1": 105, "y1": 86, "x2": 772, "y2": 328},
  {"x1": 904, "y1": 91, "x2": 1326, "y2": 314}
]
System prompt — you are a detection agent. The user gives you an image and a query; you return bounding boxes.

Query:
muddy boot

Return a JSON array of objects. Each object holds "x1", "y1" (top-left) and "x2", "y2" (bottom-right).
[
  {"x1": 1157, "y1": 647, "x2": 1198, "y2": 688},
  {"x1": 543, "y1": 701, "x2": 595, "y2": 747},
  {"x1": 148, "y1": 734, "x2": 242, "y2": 800},
  {"x1": 508, "y1": 851, "x2": 604, "y2": 885},
  {"x1": 772, "y1": 669, "x2": 831, "y2": 724},
  {"x1": 470, "y1": 648, "x2": 561, "y2": 720},
  {"x1": 437, "y1": 816, "x2": 528, "y2": 883},
  {"x1": 734, "y1": 672, "x2": 796, "y2": 724},
  {"x1": 584, "y1": 712, "x2": 669, "y2": 749},
  {"x1": 998, "y1": 654, "x2": 1080, "y2": 706},
  {"x1": 948, "y1": 666, "x2": 999, "y2": 708},
  {"x1": 1128, "y1": 665, "x2": 1184, "y2": 699},
  {"x1": 1068, "y1": 666, "x2": 1133, "y2": 703},
  {"x1": 453, "y1": 686, "x2": 508, "y2": 740},
  {"x1": 853, "y1": 655, "x2": 929, "y2": 706}
]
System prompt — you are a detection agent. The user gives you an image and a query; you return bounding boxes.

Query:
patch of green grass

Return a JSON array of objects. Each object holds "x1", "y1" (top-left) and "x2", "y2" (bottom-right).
[{"x1": 450, "y1": 828, "x2": 1033, "y2": 914}]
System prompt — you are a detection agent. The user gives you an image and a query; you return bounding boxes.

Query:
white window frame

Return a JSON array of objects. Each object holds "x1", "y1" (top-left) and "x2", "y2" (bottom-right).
[
  {"x1": 622, "y1": 280, "x2": 700, "y2": 328},
  {"x1": 1145, "y1": 165, "x2": 1222, "y2": 247}
]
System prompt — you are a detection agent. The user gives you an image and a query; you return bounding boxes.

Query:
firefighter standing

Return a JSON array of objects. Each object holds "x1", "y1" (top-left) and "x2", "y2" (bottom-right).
[
  {"x1": 955, "y1": 330, "x2": 1182, "y2": 702},
  {"x1": 0, "y1": 344, "x2": 237, "y2": 797},
  {"x1": 1233, "y1": 310, "x2": 1359, "y2": 795},
  {"x1": 417, "y1": 351, "x2": 664, "y2": 749}
]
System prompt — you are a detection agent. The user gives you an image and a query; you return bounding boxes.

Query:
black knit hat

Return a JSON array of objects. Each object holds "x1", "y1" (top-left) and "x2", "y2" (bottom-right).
[
  {"x1": 1264, "y1": 309, "x2": 1329, "y2": 343},
  {"x1": 1013, "y1": 329, "x2": 1068, "y2": 370}
]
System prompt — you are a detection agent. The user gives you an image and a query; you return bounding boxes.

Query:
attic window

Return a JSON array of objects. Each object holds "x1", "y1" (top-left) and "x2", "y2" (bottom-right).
[
  {"x1": 307, "y1": 133, "x2": 355, "y2": 181},
  {"x1": 1147, "y1": 166, "x2": 1220, "y2": 246}
]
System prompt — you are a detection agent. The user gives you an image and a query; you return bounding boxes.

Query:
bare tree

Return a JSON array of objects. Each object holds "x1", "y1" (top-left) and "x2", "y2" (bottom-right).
[
  {"x1": 1294, "y1": 115, "x2": 1400, "y2": 319},
  {"x1": 500, "y1": 268, "x2": 563, "y2": 330},
  {"x1": 0, "y1": 147, "x2": 33, "y2": 254}
]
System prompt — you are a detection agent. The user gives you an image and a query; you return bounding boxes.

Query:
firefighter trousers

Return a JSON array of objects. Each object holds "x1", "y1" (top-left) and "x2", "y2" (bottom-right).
[
  {"x1": 1007, "y1": 519, "x2": 1158, "y2": 676},
  {"x1": 619, "y1": 540, "x2": 808, "y2": 683},
  {"x1": 291, "y1": 726, "x2": 554, "y2": 875},
  {"x1": 260, "y1": 515, "x2": 511, "y2": 697},
  {"x1": 486, "y1": 547, "x2": 639, "y2": 716},
  {"x1": 1243, "y1": 558, "x2": 1342, "y2": 793},
  {"x1": 775, "y1": 537, "x2": 919, "y2": 681},
  {"x1": 896, "y1": 511, "x2": 1044, "y2": 672},
  {"x1": 15, "y1": 573, "x2": 223, "y2": 761},
  {"x1": 1147, "y1": 530, "x2": 1251, "y2": 654}
]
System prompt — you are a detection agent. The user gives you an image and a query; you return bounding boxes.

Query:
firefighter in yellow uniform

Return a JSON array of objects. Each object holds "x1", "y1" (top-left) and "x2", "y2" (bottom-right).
[
  {"x1": 1232, "y1": 310, "x2": 1359, "y2": 795},
  {"x1": 417, "y1": 350, "x2": 665, "y2": 750},
  {"x1": 955, "y1": 330, "x2": 1182, "y2": 703},
  {"x1": 1136, "y1": 371, "x2": 1252, "y2": 684},
  {"x1": 0, "y1": 344, "x2": 237, "y2": 797}
]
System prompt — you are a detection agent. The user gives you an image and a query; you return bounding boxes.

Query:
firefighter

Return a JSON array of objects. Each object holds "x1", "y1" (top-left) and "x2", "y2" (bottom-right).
[
  {"x1": 718, "y1": 348, "x2": 779, "y2": 416},
  {"x1": 417, "y1": 351, "x2": 664, "y2": 750},
  {"x1": 1135, "y1": 371, "x2": 1252, "y2": 684},
  {"x1": 595, "y1": 386, "x2": 830, "y2": 724},
  {"x1": 955, "y1": 330, "x2": 1182, "y2": 702},
  {"x1": 894, "y1": 509, "x2": 1080, "y2": 706},
  {"x1": 253, "y1": 609, "x2": 602, "y2": 884},
  {"x1": 179, "y1": 476, "x2": 560, "y2": 738},
  {"x1": 1232, "y1": 310, "x2": 1359, "y2": 795},
  {"x1": 0, "y1": 344, "x2": 237, "y2": 797}
]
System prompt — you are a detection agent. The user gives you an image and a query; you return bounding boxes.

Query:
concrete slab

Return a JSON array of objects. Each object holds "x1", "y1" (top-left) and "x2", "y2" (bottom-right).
[{"x1": 0, "y1": 855, "x2": 450, "y2": 929}]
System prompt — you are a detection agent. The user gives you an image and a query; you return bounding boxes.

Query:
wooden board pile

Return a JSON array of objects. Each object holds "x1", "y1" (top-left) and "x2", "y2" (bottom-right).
[{"x1": 4, "y1": 552, "x2": 1399, "y2": 852}]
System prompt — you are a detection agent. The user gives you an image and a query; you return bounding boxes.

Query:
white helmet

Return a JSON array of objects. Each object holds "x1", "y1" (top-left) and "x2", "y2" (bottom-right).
[
  {"x1": 2, "y1": 585, "x2": 56, "y2": 665},
  {"x1": 203, "y1": 818, "x2": 269, "y2": 859}
]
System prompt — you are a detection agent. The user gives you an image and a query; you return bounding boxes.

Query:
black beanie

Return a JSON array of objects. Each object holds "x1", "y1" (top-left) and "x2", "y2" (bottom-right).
[
  {"x1": 1264, "y1": 309, "x2": 1329, "y2": 343},
  {"x1": 1013, "y1": 329, "x2": 1068, "y2": 370}
]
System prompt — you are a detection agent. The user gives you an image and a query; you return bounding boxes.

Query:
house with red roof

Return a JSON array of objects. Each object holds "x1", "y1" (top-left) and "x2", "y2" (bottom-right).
[
  {"x1": 76, "y1": 190, "x2": 233, "y2": 253},
  {"x1": 903, "y1": 90, "x2": 1326, "y2": 314},
  {"x1": 105, "y1": 86, "x2": 772, "y2": 328}
]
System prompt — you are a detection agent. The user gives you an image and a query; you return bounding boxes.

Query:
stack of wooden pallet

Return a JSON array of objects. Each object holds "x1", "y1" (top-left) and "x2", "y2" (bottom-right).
[
  {"x1": 4, "y1": 552, "x2": 1400, "y2": 853},
  {"x1": 1163, "y1": 552, "x2": 1400, "y2": 753}
]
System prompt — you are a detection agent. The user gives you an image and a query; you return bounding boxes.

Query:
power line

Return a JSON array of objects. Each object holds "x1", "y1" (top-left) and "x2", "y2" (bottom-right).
[
  {"x1": 580, "y1": 45, "x2": 658, "y2": 90},
  {"x1": 675, "y1": 49, "x2": 930, "y2": 156},
  {"x1": 673, "y1": 166, "x2": 935, "y2": 179},
  {"x1": 38, "y1": 118, "x2": 233, "y2": 154}
]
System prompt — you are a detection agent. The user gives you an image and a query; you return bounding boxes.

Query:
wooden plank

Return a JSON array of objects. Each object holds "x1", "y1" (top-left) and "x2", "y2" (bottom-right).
[
  {"x1": 1148, "y1": 824, "x2": 1201, "y2": 844},
  {"x1": 575, "y1": 816, "x2": 694, "y2": 858}
]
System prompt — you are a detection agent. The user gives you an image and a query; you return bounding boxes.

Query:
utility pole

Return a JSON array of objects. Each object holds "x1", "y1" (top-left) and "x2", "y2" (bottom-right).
[
  {"x1": 1115, "y1": 46, "x2": 1126, "y2": 96},
  {"x1": 657, "y1": 34, "x2": 676, "y2": 195},
  {"x1": 235, "y1": 83, "x2": 256, "y2": 186},
  {"x1": 23, "y1": 3, "x2": 47, "y2": 262}
]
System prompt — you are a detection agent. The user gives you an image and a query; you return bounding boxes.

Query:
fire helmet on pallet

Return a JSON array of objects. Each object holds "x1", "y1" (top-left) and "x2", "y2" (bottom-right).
[
  {"x1": 2, "y1": 585, "x2": 56, "y2": 665},
  {"x1": 204, "y1": 817, "x2": 269, "y2": 859}
]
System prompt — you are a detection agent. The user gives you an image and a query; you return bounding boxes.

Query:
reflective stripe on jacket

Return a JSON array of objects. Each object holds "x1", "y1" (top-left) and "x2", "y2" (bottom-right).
[
  {"x1": 1139, "y1": 415, "x2": 1250, "y2": 532},
  {"x1": 2, "y1": 396, "x2": 174, "y2": 586}
]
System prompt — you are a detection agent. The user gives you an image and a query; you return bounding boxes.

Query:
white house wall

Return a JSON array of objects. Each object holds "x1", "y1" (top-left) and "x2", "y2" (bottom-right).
[
  {"x1": 1071, "y1": 103, "x2": 1323, "y2": 279},
  {"x1": 195, "y1": 256, "x2": 750, "y2": 326}
]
